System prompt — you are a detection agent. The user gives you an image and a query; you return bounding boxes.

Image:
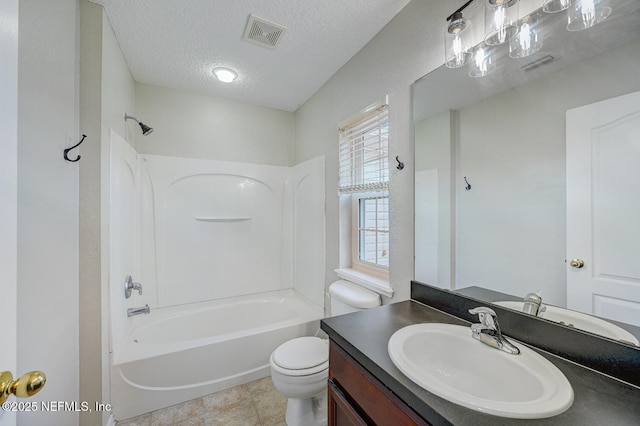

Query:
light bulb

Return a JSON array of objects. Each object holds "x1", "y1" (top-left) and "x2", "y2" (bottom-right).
[
  {"x1": 567, "y1": 0, "x2": 611, "y2": 31},
  {"x1": 509, "y1": 12, "x2": 543, "y2": 58}
]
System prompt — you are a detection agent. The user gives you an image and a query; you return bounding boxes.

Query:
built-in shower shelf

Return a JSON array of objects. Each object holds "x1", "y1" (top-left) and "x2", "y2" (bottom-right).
[{"x1": 195, "y1": 217, "x2": 252, "y2": 222}]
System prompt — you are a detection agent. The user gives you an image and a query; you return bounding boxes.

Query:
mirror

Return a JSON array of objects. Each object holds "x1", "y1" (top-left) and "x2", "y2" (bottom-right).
[{"x1": 413, "y1": 0, "x2": 640, "y2": 346}]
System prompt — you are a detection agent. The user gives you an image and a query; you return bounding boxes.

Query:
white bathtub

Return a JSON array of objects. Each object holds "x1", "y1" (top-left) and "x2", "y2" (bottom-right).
[{"x1": 110, "y1": 289, "x2": 323, "y2": 421}]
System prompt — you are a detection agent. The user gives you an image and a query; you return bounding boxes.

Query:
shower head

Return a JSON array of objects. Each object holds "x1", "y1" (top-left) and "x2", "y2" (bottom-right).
[
  {"x1": 124, "y1": 113, "x2": 154, "y2": 136},
  {"x1": 139, "y1": 122, "x2": 154, "y2": 136}
]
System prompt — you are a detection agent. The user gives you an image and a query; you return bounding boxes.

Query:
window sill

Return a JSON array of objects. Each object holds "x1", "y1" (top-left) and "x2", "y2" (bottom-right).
[{"x1": 335, "y1": 268, "x2": 394, "y2": 298}]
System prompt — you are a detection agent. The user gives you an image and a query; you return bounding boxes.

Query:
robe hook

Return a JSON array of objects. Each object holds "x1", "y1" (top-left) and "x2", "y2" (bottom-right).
[
  {"x1": 396, "y1": 156, "x2": 405, "y2": 170},
  {"x1": 63, "y1": 134, "x2": 87, "y2": 162},
  {"x1": 464, "y1": 176, "x2": 472, "y2": 191}
]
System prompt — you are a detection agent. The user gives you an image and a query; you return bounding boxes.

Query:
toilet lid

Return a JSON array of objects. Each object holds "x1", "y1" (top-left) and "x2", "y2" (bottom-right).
[{"x1": 272, "y1": 337, "x2": 328, "y2": 370}]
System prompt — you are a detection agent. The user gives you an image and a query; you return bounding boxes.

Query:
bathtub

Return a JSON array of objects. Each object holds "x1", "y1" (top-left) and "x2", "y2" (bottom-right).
[{"x1": 110, "y1": 289, "x2": 323, "y2": 421}]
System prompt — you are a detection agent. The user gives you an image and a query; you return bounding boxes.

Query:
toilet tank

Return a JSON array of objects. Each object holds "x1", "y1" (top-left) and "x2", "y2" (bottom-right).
[{"x1": 329, "y1": 280, "x2": 381, "y2": 316}]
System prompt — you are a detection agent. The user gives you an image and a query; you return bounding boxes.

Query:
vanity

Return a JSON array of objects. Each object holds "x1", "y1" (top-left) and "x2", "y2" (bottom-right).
[{"x1": 321, "y1": 283, "x2": 640, "y2": 425}]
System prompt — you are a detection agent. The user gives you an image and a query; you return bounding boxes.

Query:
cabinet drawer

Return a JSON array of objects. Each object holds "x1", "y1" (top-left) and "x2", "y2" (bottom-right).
[
  {"x1": 328, "y1": 379, "x2": 369, "y2": 426},
  {"x1": 329, "y1": 342, "x2": 430, "y2": 426}
]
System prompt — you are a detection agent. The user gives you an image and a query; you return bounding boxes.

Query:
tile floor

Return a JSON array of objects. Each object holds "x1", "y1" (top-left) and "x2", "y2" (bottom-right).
[{"x1": 116, "y1": 377, "x2": 287, "y2": 426}]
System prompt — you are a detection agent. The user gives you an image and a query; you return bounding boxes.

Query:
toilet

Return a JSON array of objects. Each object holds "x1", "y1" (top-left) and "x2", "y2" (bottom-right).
[{"x1": 270, "y1": 280, "x2": 381, "y2": 426}]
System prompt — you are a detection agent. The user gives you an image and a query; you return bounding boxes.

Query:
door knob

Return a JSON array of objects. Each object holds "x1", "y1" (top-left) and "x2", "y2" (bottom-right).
[
  {"x1": 0, "y1": 371, "x2": 46, "y2": 404},
  {"x1": 569, "y1": 259, "x2": 585, "y2": 269}
]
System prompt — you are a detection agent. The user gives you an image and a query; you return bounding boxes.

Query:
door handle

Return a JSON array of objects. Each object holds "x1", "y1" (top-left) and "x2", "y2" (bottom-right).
[
  {"x1": 0, "y1": 371, "x2": 46, "y2": 404},
  {"x1": 569, "y1": 259, "x2": 585, "y2": 269}
]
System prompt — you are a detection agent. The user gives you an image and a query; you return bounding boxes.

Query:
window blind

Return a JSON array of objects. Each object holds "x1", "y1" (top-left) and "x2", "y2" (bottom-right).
[{"x1": 338, "y1": 105, "x2": 389, "y2": 193}]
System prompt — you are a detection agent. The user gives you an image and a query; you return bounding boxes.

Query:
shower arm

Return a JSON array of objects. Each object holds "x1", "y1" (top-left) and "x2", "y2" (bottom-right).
[
  {"x1": 124, "y1": 113, "x2": 154, "y2": 136},
  {"x1": 124, "y1": 113, "x2": 140, "y2": 123}
]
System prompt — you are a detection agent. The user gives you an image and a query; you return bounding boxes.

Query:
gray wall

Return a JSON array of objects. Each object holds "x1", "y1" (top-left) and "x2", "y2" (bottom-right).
[
  {"x1": 454, "y1": 40, "x2": 640, "y2": 306},
  {"x1": 135, "y1": 83, "x2": 295, "y2": 166},
  {"x1": 293, "y1": 0, "x2": 450, "y2": 302},
  {"x1": 79, "y1": 2, "x2": 138, "y2": 424}
]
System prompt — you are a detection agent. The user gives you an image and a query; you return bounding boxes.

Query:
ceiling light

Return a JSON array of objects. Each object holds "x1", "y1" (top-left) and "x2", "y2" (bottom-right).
[{"x1": 213, "y1": 67, "x2": 238, "y2": 83}]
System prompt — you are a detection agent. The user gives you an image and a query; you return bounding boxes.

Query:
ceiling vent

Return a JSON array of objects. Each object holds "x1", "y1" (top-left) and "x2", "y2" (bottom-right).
[{"x1": 243, "y1": 14, "x2": 287, "y2": 50}]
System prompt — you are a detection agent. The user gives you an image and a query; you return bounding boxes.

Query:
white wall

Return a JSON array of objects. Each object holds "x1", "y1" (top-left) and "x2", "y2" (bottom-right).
[
  {"x1": 294, "y1": 0, "x2": 451, "y2": 303},
  {"x1": 17, "y1": 1, "x2": 79, "y2": 425},
  {"x1": 135, "y1": 83, "x2": 295, "y2": 166}
]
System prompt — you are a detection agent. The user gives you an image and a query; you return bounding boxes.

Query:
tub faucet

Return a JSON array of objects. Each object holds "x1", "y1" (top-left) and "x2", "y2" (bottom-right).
[
  {"x1": 127, "y1": 304, "x2": 150, "y2": 317},
  {"x1": 468, "y1": 307, "x2": 520, "y2": 355},
  {"x1": 124, "y1": 275, "x2": 143, "y2": 299}
]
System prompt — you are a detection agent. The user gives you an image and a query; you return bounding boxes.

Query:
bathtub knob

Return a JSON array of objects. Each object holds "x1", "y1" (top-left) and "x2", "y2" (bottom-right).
[{"x1": 124, "y1": 275, "x2": 143, "y2": 298}]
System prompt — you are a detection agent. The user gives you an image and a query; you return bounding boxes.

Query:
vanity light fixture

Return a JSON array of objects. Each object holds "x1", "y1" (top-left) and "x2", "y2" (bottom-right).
[
  {"x1": 542, "y1": 0, "x2": 571, "y2": 13},
  {"x1": 567, "y1": 0, "x2": 612, "y2": 31},
  {"x1": 484, "y1": 0, "x2": 519, "y2": 46},
  {"x1": 213, "y1": 67, "x2": 238, "y2": 83},
  {"x1": 469, "y1": 44, "x2": 496, "y2": 77},
  {"x1": 509, "y1": 11, "x2": 544, "y2": 58},
  {"x1": 445, "y1": 7, "x2": 473, "y2": 68},
  {"x1": 443, "y1": 0, "x2": 613, "y2": 78}
]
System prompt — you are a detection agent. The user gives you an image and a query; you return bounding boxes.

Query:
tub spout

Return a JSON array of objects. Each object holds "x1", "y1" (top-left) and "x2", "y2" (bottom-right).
[{"x1": 127, "y1": 304, "x2": 150, "y2": 317}]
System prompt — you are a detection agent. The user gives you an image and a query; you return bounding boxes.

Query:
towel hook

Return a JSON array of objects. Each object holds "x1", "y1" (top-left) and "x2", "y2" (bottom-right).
[
  {"x1": 63, "y1": 134, "x2": 87, "y2": 162},
  {"x1": 396, "y1": 156, "x2": 405, "y2": 170},
  {"x1": 464, "y1": 176, "x2": 472, "y2": 191}
]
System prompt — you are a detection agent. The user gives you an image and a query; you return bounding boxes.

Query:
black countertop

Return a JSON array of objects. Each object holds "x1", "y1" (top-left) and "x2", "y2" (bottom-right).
[{"x1": 321, "y1": 300, "x2": 640, "y2": 426}]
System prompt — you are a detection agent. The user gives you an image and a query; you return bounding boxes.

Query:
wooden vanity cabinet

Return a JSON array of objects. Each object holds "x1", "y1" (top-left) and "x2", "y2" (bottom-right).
[{"x1": 328, "y1": 341, "x2": 431, "y2": 426}]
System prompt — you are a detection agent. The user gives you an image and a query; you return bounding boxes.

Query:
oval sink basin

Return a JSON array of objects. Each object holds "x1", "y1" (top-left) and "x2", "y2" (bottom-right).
[
  {"x1": 494, "y1": 301, "x2": 639, "y2": 346},
  {"x1": 388, "y1": 323, "x2": 573, "y2": 419}
]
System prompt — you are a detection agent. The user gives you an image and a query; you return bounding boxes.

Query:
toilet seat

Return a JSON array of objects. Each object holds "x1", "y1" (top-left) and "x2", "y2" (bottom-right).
[{"x1": 271, "y1": 337, "x2": 329, "y2": 376}]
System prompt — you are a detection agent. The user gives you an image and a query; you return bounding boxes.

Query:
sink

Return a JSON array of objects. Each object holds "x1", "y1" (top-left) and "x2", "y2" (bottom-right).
[
  {"x1": 494, "y1": 301, "x2": 639, "y2": 346},
  {"x1": 388, "y1": 323, "x2": 573, "y2": 419}
]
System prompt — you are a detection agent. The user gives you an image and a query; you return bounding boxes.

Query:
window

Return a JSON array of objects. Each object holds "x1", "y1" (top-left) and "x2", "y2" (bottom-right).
[
  {"x1": 338, "y1": 101, "x2": 390, "y2": 284},
  {"x1": 355, "y1": 194, "x2": 389, "y2": 268},
  {"x1": 338, "y1": 105, "x2": 389, "y2": 193}
]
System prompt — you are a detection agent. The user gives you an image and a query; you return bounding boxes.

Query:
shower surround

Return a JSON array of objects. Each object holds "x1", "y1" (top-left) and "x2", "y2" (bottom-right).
[{"x1": 106, "y1": 130, "x2": 325, "y2": 420}]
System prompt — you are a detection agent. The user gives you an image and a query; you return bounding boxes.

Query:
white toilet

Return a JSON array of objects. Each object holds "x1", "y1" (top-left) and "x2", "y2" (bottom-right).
[{"x1": 270, "y1": 280, "x2": 381, "y2": 426}]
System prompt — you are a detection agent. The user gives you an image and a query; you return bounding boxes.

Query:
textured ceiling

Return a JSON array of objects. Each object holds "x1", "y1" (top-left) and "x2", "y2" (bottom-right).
[{"x1": 91, "y1": 0, "x2": 412, "y2": 112}]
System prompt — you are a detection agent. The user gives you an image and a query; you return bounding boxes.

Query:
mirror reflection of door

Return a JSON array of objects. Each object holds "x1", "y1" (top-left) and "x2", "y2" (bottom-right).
[{"x1": 566, "y1": 90, "x2": 640, "y2": 327}]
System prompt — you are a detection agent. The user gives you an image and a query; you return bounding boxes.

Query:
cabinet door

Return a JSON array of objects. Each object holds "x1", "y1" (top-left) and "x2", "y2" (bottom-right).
[
  {"x1": 328, "y1": 380, "x2": 368, "y2": 426},
  {"x1": 329, "y1": 342, "x2": 431, "y2": 426}
]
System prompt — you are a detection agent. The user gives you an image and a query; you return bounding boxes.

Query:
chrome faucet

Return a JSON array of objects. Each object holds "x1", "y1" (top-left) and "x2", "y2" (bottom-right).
[
  {"x1": 469, "y1": 307, "x2": 520, "y2": 355},
  {"x1": 523, "y1": 292, "x2": 543, "y2": 316},
  {"x1": 127, "y1": 304, "x2": 150, "y2": 317}
]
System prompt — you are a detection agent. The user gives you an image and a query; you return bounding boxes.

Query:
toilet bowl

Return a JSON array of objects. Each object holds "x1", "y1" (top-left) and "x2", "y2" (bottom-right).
[
  {"x1": 269, "y1": 280, "x2": 381, "y2": 426},
  {"x1": 270, "y1": 337, "x2": 329, "y2": 426}
]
